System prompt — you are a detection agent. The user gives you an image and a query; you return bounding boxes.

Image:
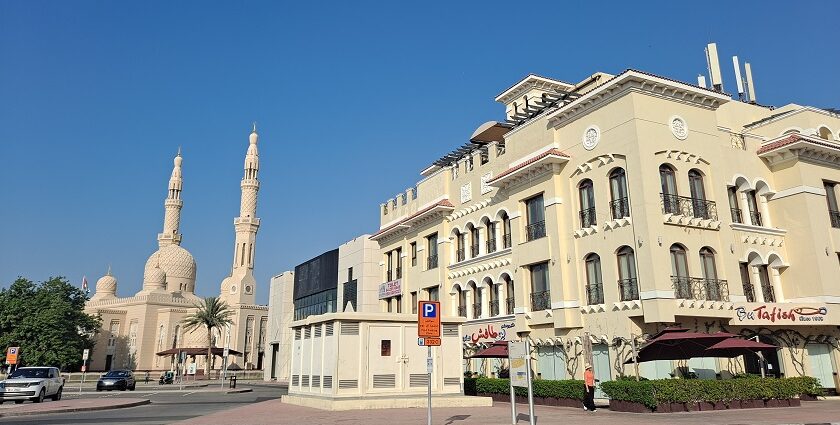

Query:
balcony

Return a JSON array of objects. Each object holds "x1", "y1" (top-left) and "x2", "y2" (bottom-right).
[
  {"x1": 610, "y1": 197, "x2": 630, "y2": 220},
  {"x1": 457, "y1": 305, "x2": 467, "y2": 317},
  {"x1": 526, "y1": 220, "x2": 546, "y2": 241},
  {"x1": 486, "y1": 238, "x2": 497, "y2": 254},
  {"x1": 762, "y1": 284, "x2": 776, "y2": 303},
  {"x1": 671, "y1": 276, "x2": 730, "y2": 302},
  {"x1": 586, "y1": 283, "x2": 604, "y2": 305},
  {"x1": 731, "y1": 208, "x2": 743, "y2": 224},
  {"x1": 579, "y1": 207, "x2": 597, "y2": 228},
  {"x1": 661, "y1": 194, "x2": 718, "y2": 220},
  {"x1": 396, "y1": 267, "x2": 402, "y2": 279},
  {"x1": 749, "y1": 211, "x2": 763, "y2": 226},
  {"x1": 456, "y1": 248, "x2": 465, "y2": 262},
  {"x1": 470, "y1": 244, "x2": 480, "y2": 258},
  {"x1": 489, "y1": 299, "x2": 500, "y2": 316},
  {"x1": 502, "y1": 233, "x2": 512, "y2": 249},
  {"x1": 427, "y1": 255, "x2": 438, "y2": 270},
  {"x1": 472, "y1": 303, "x2": 482, "y2": 318},
  {"x1": 505, "y1": 296, "x2": 515, "y2": 314},
  {"x1": 830, "y1": 210, "x2": 840, "y2": 228},
  {"x1": 530, "y1": 290, "x2": 551, "y2": 311},
  {"x1": 618, "y1": 278, "x2": 639, "y2": 301},
  {"x1": 386, "y1": 270, "x2": 393, "y2": 282},
  {"x1": 742, "y1": 282, "x2": 756, "y2": 302}
]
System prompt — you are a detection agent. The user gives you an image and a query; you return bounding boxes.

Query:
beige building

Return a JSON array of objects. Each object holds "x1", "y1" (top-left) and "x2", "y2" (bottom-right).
[
  {"x1": 372, "y1": 64, "x2": 840, "y2": 393},
  {"x1": 85, "y1": 127, "x2": 269, "y2": 373}
]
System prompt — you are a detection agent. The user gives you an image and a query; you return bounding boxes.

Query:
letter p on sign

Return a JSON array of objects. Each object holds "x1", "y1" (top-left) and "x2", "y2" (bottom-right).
[
  {"x1": 418, "y1": 301, "x2": 441, "y2": 338},
  {"x1": 423, "y1": 303, "x2": 437, "y2": 317}
]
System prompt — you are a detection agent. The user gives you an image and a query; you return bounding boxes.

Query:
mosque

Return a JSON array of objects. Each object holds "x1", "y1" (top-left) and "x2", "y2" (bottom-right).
[{"x1": 84, "y1": 127, "x2": 269, "y2": 373}]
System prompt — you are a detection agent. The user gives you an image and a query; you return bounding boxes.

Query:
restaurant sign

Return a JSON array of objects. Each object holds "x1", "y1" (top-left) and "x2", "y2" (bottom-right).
[
  {"x1": 733, "y1": 303, "x2": 832, "y2": 325},
  {"x1": 462, "y1": 321, "x2": 516, "y2": 344},
  {"x1": 378, "y1": 279, "x2": 402, "y2": 299}
]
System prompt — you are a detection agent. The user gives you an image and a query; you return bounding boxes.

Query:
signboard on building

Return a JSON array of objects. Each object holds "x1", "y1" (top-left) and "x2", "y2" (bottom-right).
[
  {"x1": 462, "y1": 320, "x2": 516, "y2": 344},
  {"x1": 733, "y1": 303, "x2": 834, "y2": 325},
  {"x1": 5, "y1": 347, "x2": 19, "y2": 365},
  {"x1": 508, "y1": 341, "x2": 528, "y2": 388},
  {"x1": 418, "y1": 301, "x2": 441, "y2": 338},
  {"x1": 379, "y1": 279, "x2": 402, "y2": 299}
]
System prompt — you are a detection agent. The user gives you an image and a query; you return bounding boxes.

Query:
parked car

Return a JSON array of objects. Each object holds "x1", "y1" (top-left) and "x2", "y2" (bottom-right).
[
  {"x1": 0, "y1": 367, "x2": 64, "y2": 404},
  {"x1": 96, "y1": 370, "x2": 136, "y2": 391}
]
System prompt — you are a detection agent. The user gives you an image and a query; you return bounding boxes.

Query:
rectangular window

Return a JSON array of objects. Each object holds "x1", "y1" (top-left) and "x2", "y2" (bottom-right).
[
  {"x1": 529, "y1": 262, "x2": 550, "y2": 310},
  {"x1": 395, "y1": 248, "x2": 403, "y2": 278},
  {"x1": 410, "y1": 242, "x2": 417, "y2": 266},
  {"x1": 825, "y1": 182, "x2": 840, "y2": 228},
  {"x1": 745, "y1": 190, "x2": 762, "y2": 226},
  {"x1": 386, "y1": 251, "x2": 393, "y2": 281},
  {"x1": 426, "y1": 233, "x2": 438, "y2": 269},
  {"x1": 343, "y1": 279, "x2": 357, "y2": 312},
  {"x1": 525, "y1": 194, "x2": 546, "y2": 241},
  {"x1": 395, "y1": 295, "x2": 402, "y2": 313},
  {"x1": 480, "y1": 147, "x2": 489, "y2": 164},
  {"x1": 381, "y1": 340, "x2": 391, "y2": 356},
  {"x1": 427, "y1": 286, "x2": 439, "y2": 301},
  {"x1": 411, "y1": 292, "x2": 418, "y2": 314},
  {"x1": 466, "y1": 155, "x2": 473, "y2": 171},
  {"x1": 348, "y1": 267, "x2": 353, "y2": 281},
  {"x1": 728, "y1": 187, "x2": 742, "y2": 223}
]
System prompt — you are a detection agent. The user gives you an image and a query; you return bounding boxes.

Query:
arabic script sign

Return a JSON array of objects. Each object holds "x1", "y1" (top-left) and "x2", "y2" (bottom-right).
[
  {"x1": 734, "y1": 304, "x2": 830, "y2": 325},
  {"x1": 462, "y1": 321, "x2": 515, "y2": 344},
  {"x1": 378, "y1": 279, "x2": 402, "y2": 299}
]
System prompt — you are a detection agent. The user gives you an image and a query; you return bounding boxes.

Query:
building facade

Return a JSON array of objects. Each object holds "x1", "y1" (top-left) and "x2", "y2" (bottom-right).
[
  {"x1": 372, "y1": 70, "x2": 840, "y2": 392},
  {"x1": 85, "y1": 127, "x2": 269, "y2": 372}
]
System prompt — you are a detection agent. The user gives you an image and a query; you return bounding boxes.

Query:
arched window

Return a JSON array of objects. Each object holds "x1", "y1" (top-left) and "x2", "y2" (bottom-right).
[
  {"x1": 503, "y1": 274, "x2": 515, "y2": 314},
  {"x1": 818, "y1": 126, "x2": 832, "y2": 140},
  {"x1": 489, "y1": 280, "x2": 500, "y2": 316},
  {"x1": 468, "y1": 224, "x2": 480, "y2": 257},
  {"x1": 688, "y1": 169, "x2": 711, "y2": 219},
  {"x1": 455, "y1": 230, "x2": 466, "y2": 262},
  {"x1": 699, "y1": 247, "x2": 722, "y2": 301},
  {"x1": 500, "y1": 212, "x2": 512, "y2": 249},
  {"x1": 486, "y1": 220, "x2": 497, "y2": 253},
  {"x1": 457, "y1": 287, "x2": 467, "y2": 317},
  {"x1": 660, "y1": 164, "x2": 679, "y2": 214},
  {"x1": 578, "y1": 179, "x2": 596, "y2": 227},
  {"x1": 584, "y1": 254, "x2": 603, "y2": 305},
  {"x1": 670, "y1": 244, "x2": 690, "y2": 299},
  {"x1": 616, "y1": 246, "x2": 638, "y2": 301},
  {"x1": 470, "y1": 282, "x2": 482, "y2": 319},
  {"x1": 609, "y1": 168, "x2": 629, "y2": 219}
]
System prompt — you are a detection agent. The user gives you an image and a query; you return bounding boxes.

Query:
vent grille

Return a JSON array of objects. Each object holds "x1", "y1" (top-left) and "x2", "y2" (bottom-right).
[
  {"x1": 311, "y1": 375, "x2": 320, "y2": 387},
  {"x1": 314, "y1": 325, "x2": 322, "y2": 338},
  {"x1": 442, "y1": 324, "x2": 459, "y2": 337},
  {"x1": 409, "y1": 374, "x2": 429, "y2": 387},
  {"x1": 372, "y1": 374, "x2": 396, "y2": 388},
  {"x1": 294, "y1": 329, "x2": 301, "y2": 340},
  {"x1": 325, "y1": 322, "x2": 334, "y2": 336},
  {"x1": 301, "y1": 375, "x2": 309, "y2": 387},
  {"x1": 323, "y1": 376, "x2": 333, "y2": 388},
  {"x1": 304, "y1": 327, "x2": 311, "y2": 339},
  {"x1": 291, "y1": 375, "x2": 299, "y2": 386},
  {"x1": 341, "y1": 322, "x2": 360, "y2": 335},
  {"x1": 444, "y1": 377, "x2": 461, "y2": 386},
  {"x1": 338, "y1": 379, "x2": 358, "y2": 389}
]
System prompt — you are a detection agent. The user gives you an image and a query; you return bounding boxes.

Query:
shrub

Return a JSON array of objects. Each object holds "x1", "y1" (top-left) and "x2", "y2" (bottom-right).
[{"x1": 465, "y1": 377, "x2": 584, "y2": 399}]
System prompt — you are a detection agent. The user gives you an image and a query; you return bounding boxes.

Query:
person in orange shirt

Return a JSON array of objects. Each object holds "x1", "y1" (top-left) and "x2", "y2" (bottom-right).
[{"x1": 583, "y1": 364, "x2": 596, "y2": 412}]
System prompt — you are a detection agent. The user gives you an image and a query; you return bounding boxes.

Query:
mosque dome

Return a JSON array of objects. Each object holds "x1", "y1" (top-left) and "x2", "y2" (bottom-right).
[
  {"x1": 143, "y1": 244, "x2": 196, "y2": 292},
  {"x1": 95, "y1": 274, "x2": 117, "y2": 296},
  {"x1": 143, "y1": 264, "x2": 166, "y2": 289}
]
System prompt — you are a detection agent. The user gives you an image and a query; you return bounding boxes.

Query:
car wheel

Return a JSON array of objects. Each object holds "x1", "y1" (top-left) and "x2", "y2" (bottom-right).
[
  {"x1": 97, "y1": 388, "x2": 102, "y2": 392},
  {"x1": 33, "y1": 389, "x2": 45, "y2": 403},
  {"x1": 129, "y1": 383, "x2": 136, "y2": 391},
  {"x1": 52, "y1": 387, "x2": 63, "y2": 401}
]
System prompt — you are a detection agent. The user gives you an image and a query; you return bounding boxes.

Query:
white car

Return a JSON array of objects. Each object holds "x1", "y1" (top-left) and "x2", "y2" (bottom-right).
[{"x1": 0, "y1": 367, "x2": 64, "y2": 404}]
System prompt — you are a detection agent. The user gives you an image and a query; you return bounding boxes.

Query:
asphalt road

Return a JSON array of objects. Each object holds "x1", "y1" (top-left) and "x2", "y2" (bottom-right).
[{"x1": 0, "y1": 383, "x2": 287, "y2": 425}]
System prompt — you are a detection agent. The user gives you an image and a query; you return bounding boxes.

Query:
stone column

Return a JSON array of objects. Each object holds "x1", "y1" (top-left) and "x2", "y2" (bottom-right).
[
  {"x1": 771, "y1": 267, "x2": 785, "y2": 303},
  {"x1": 751, "y1": 266, "x2": 765, "y2": 303}
]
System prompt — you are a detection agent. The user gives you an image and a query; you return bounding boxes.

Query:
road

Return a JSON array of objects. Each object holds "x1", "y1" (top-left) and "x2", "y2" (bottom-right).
[{"x1": 0, "y1": 383, "x2": 286, "y2": 425}]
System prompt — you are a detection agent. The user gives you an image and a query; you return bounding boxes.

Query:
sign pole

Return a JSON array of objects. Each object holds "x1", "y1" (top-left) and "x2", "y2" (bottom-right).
[
  {"x1": 524, "y1": 339, "x2": 535, "y2": 425},
  {"x1": 427, "y1": 345, "x2": 432, "y2": 425},
  {"x1": 509, "y1": 378, "x2": 516, "y2": 425},
  {"x1": 417, "y1": 301, "x2": 441, "y2": 425}
]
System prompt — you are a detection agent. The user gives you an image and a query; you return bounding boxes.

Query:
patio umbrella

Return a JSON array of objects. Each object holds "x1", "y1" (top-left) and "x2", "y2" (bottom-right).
[
  {"x1": 469, "y1": 342, "x2": 510, "y2": 358},
  {"x1": 702, "y1": 338, "x2": 777, "y2": 358},
  {"x1": 625, "y1": 331, "x2": 737, "y2": 363}
]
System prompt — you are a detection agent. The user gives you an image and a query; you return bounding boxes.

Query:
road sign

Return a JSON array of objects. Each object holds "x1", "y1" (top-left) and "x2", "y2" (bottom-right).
[
  {"x1": 81, "y1": 365, "x2": 87, "y2": 372},
  {"x1": 5, "y1": 347, "x2": 19, "y2": 365},
  {"x1": 508, "y1": 341, "x2": 529, "y2": 388},
  {"x1": 427, "y1": 356, "x2": 434, "y2": 373},
  {"x1": 418, "y1": 301, "x2": 441, "y2": 338},
  {"x1": 82, "y1": 349, "x2": 89, "y2": 361},
  {"x1": 418, "y1": 337, "x2": 441, "y2": 346}
]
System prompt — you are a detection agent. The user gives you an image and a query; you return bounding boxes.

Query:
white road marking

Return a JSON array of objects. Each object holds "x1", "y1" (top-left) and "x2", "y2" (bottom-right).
[{"x1": 181, "y1": 391, "x2": 198, "y2": 397}]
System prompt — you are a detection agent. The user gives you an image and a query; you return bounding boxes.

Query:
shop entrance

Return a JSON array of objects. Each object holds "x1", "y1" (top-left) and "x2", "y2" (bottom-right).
[
  {"x1": 806, "y1": 343, "x2": 836, "y2": 392},
  {"x1": 745, "y1": 336, "x2": 782, "y2": 378},
  {"x1": 592, "y1": 343, "x2": 610, "y2": 399}
]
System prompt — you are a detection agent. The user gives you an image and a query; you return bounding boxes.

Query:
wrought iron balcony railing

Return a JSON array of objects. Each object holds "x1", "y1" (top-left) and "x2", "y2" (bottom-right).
[
  {"x1": 457, "y1": 306, "x2": 467, "y2": 317},
  {"x1": 503, "y1": 232, "x2": 512, "y2": 248},
  {"x1": 742, "y1": 282, "x2": 756, "y2": 302},
  {"x1": 671, "y1": 276, "x2": 730, "y2": 302},
  {"x1": 731, "y1": 208, "x2": 743, "y2": 224},
  {"x1": 472, "y1": 303, "x2": 482, "y2": 318},
  {"x1": 618, "y1": 278, "x2": 639, "y2": 301},
  {"x1": 486, "y1": 238, "x2": 497, "y2": 254},
  {"x1": 386, "y1": 270, "x2": 393, "y2": 282},
  {"x1": 489, "y1": 299, "x2": 500, "y2": 316},
  {"x1": 749, "y1": 211, "x2": 763, "y2": 226},
  {"x1": 395, "y1": 267, "x2": 402, "y2": 279},
  {"x1": 660, "y1": 194, "x2": 718, "y2": 220},
  {"x1": 530, "y1": 290, "x2": 551, "y2": 311},
  {"x1": 456, "y1": 248, "x2": 465, "y2": 262},
  {"x1": 830, "y1": 210, "x2": 840, "y2": 228},
  {"x1": 586, "y1": 283, "x2": 604, "y2": 305},
  {"x1": 471, "y1": 244, "x2": 480, "y2": 258},
  {"x1": 427, "y1": 254, "x2": 438, "y2": 270},
  {"x1": 505, "y1": 296, "x2": 515, "y2": 314},
  {"x1": 610, "y1": 197, "x2": 630, "y2": 220},
  {"x1": 526, "y1": 220, "x2": 546, "y2": 241},
  {"x1": 762, "y1": 284, "x2": 775, "y2": 303},
  {"x1": 579, "y1": 207, "x2": 597, "y2": 228}
]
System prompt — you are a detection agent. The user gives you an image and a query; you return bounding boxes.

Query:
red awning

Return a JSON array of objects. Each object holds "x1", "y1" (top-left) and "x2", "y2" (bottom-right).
[
  {"x1": 155, "y1": 347, "x2": 242, "y2": 357},
  {"x1": 703, "y1": 338, "x2": 777, "y2": 358},
  {"x1": 469, "y1": 342, "x2": 509, "y2": 359}
]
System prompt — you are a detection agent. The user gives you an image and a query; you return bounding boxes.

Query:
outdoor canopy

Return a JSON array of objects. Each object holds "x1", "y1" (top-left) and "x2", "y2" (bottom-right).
[
  {"x1": 624, "y1": 329, "x2": 739, "y2": 363},
  {"x1": 468, "y1": 342, "x2": 510, "y2": 359},
  {"x1": 702, "y1": 337, "x2": 777, "y2": 358}
]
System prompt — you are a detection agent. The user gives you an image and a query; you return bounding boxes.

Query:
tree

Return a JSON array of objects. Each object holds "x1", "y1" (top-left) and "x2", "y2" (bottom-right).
[
  {"x1": 180, "y1": 297, "x2": 233, "y2": 375},
  {"x1": 0, "y1": 277, "x2": 100, "y2": 370}
]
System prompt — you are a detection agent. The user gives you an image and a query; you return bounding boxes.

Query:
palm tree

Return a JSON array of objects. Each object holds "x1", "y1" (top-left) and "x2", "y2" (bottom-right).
[{"x1": 181, "y1": 297, "x2": 234, "y2": 375}]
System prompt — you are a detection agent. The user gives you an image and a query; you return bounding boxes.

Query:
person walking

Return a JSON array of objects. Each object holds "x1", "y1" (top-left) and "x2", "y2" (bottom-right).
[
  {"x1": 144, "y1": 371, "x2": 150, "y2": 384},
  {"x1": 583, "y1": 364, "x2": 596, "y2": 412}
]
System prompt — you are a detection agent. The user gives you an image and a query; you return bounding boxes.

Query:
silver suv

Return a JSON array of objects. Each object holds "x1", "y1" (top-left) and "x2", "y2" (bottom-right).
[{"x1": 0, "y1": 367, "x2": 64, "y2": 404}]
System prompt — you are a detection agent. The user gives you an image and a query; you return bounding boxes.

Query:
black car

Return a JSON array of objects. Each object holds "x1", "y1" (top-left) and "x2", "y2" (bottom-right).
[{"x1": 96, "y1": 370, "x2": 136, "y2": 391}]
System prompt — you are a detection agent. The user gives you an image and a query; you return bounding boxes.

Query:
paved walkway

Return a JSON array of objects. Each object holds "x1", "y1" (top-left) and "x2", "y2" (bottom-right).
[
  {"x1": 0, "y1": 397, "x2": 149, "y2": 418},
  {"x1": 174, "y1": 399, "x2": 840, "y2": 425}
]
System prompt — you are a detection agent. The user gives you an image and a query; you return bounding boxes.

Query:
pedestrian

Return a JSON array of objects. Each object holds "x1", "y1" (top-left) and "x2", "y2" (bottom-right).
[
  {"x1": 144, "y1": 371, "x2": 150, "y2": 384},
  {"x1": 583, "y1": 364, "x2": 596, "y2": 412}
]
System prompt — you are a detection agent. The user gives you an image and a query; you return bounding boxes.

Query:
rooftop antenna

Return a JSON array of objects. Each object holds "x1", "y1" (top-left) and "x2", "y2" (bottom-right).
[
  {"x1": 705, "y1": 43, "x2": 724, "y2": 92},
  {"x1": 732, "y1": 56, "x2": 745, "y2": 101},
  {"x1": 697, "y1": 75, "x2": 707, "y2": 89},
  {"x1": 744, "y1": 62, "x2": 757, "y2": 104}
]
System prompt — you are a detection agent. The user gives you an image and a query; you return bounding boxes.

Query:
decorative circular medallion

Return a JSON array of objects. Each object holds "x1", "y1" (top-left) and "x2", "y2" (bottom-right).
[
  {"x1": 245, "y1": 285, "x2": 252, "y2": 294},
  {"x1": 670, "y1": 115, "x2": 688, "y2": 140},
  {"x1": 230, "y1": 285, "x2": 237, "y2": 294},
  {"x1": 582, "y1": 125, "x2": 600, "y2": 151}
]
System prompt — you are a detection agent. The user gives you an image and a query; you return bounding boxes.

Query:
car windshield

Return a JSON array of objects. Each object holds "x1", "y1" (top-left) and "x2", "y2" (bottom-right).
[
  {"x1": 104, "y1": 371, "x2": 129, "y2": 377},
  {"x1": 9, "y1": 368, "x2": 50, "y2": 379}
]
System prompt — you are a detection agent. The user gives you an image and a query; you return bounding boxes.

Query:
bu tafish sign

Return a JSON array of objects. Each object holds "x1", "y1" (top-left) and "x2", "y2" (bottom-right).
[
  {"x1": 734, "y1": 303, "x2": 831, "y2": 324},
  {"x1": 418, "y1": 301, "x2": 441, "y2": 338}
]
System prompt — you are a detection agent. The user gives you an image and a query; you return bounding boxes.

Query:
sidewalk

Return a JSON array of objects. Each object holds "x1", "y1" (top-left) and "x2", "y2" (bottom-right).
[
  {"x1": 0, "y1": 398, "x2": 149, "y2": 418},
  {"x1": 174, "y1": 398, "x2": 840, "y2": 425}
]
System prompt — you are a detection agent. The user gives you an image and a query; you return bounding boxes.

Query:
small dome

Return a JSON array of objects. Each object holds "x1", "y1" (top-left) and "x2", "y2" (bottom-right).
[
  {"x1": 249, "y1": 130, "x2": 258, "y2": 145},
  {"x1": 95, "y1": 274, "x2": 117, "y2": 294},
  {"x1": 144, "y1": 265, "x2": 166, "y2": 286}
]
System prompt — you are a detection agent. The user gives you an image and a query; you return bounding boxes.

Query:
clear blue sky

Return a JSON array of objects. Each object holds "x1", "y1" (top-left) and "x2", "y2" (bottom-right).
[{"x1": 1, "y1": 1, "x2": 838, "y2": 304}]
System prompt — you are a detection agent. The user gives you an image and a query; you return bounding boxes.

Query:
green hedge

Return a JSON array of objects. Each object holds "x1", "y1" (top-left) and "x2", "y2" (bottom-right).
[
  {"x1": 601, "y1": 376, "x2": 821, "y2": 409},
  {"x1": 464, "y1": 377, "x2": 584, "y2": 399}
]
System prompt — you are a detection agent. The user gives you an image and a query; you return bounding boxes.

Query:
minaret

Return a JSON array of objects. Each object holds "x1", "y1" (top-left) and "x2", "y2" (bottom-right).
[
  {"x1": 158, "y1": 149, "x2": 183, "y2": 247},
  {"x1": 220, "y1": 125, "x2": 261, "y2": 305}
]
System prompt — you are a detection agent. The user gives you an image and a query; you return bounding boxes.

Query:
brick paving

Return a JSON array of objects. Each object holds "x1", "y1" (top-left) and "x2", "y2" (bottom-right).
[{"x1": 174, "y1": 399, "x2": 840, "y2": 425}]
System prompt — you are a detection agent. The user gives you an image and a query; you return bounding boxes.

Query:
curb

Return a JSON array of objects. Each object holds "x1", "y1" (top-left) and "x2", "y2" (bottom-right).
[
  {"x1": 0, "y1": 399, "x2": 151, "y2": 418},
  {"x1": 226, "y1": 388, "x2": 253, "y2": 394}
]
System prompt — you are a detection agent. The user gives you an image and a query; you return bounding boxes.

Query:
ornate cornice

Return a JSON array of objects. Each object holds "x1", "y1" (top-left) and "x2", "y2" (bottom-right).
[
  {"x1": 654, "y1": 149, "x2": 709, "y2": 165},
  {"x1": 569, "y1": 154, "x2": 624, "y2": 178}
]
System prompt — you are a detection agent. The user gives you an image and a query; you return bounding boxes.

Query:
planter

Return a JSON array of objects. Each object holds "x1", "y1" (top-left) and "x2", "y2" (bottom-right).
[
  {"x1": 728, "y1": 400, "x2": 742, "y2": 409},
  {"x1": 713, "y1": 401, "x2": 727, "y2": 410},
  {"x1": 765, "y1": 399, "x2": 779, "y2": 408},
  {"x1": 655, "y1": 402, "x2": 671, "y2": 413},
  {"x1": 685, "y1": 402, "x2": 700, "y2": 412},
  {"x1": 790, "y1": 398, "x2": 801, "y2": 407},
  {"x1": 744, "y1": 399, "x2": 763, "y2": 409},
  {"x1": 607, "y1": 399, "x2": 651, "y2": 413},
  {"x1": 698, "y1": 401, "x2": 715, "y2": 411},
  {"x1": 670, "y1": 402, "x2": 686, "y2": 412}
]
